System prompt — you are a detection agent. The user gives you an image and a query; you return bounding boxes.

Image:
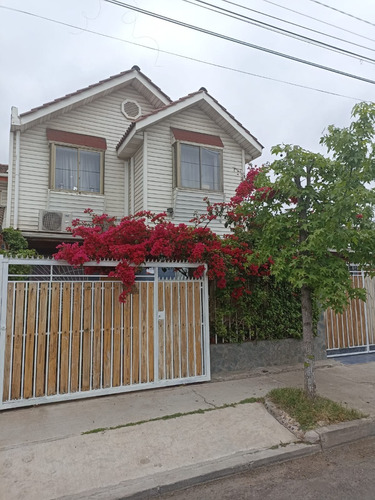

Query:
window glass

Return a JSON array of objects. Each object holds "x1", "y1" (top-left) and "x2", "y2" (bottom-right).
[
  {"x1": 55, "y1": 146, "x2": 78, "y2": 190},
  {"x1": 54, "y1": 146, "x2": 102, "y2": 192},
  {"x1": 179, "y1": 143, "x2": 221, "y2": 191},
  {"x1": 181, "y1": 144, "x2": 200, "y2": 189},
  {"x1": 201, "y1": 148, "x2": 221, "y2": 190},
  {"x1": 79, "y1": 150, "x2": 101, "y2": 192}
]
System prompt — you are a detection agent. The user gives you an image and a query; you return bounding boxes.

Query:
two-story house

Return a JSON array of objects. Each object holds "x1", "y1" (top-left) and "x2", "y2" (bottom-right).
[{"x1": 5, "y1": 66, "x2": 263, "y2": 254}]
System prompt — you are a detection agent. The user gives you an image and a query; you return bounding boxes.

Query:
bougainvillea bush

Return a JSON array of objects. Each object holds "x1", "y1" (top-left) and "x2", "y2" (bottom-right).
[
  {"x1": 54, "y1": 209, "x2": 272, "y2": 303},
  {"x1": 54, "y1": 187, "x2": 306, "y2": 342}
]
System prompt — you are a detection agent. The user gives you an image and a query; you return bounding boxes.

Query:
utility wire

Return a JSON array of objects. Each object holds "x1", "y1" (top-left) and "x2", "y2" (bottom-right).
[
  {"x1": 306, "y1": 0, "x2": 375, "y2": 28},
  {"x1": 220, "y1": 0, "x2": 375, "y2": 53},
  {"x1": 183, "y1": 0, "x2": 375, "y2": 65},
  {"x1": 259, "y1": 0, "x2": 375, "y2": 44},
  {"x1": 0, "y1": 6, "x2": 365, "y2": 102},
  {"x1": 104, "y1": 0, "x2": 375, "y2": 85}
]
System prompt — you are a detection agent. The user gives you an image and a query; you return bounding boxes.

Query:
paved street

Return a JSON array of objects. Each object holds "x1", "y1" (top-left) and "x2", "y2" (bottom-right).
[{"x1": 158, "y1": 436, "x2": 375, "y2": 500}]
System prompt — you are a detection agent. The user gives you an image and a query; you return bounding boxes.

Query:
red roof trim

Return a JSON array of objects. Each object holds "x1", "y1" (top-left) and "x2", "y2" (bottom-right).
[
  {"x1": 46, "y1": 129, "x2": 107, "y2": 150},
  {"x1": 171, "y1": 127, "x2": 223, "y2": 148},
  {"x1": 0, "y1": 177, "x2": 8, "y2": 182}
]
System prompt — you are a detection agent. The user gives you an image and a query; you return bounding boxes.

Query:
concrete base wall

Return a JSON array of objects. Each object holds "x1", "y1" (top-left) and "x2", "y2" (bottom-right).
[{"x1": 210, "y1": 317, "x2": 327, "y2": 375}]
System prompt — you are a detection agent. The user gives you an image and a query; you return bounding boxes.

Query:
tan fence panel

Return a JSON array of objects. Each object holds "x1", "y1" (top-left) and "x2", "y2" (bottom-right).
[
  {"x1": 2, "y1": 284, "x2": 14, "y2": 400},
  {"x1": 365, "y1": 276, "x2": 375, "y2": 345},
  {"x1": 325, "y1": 274, "x2": 375, "y2": 353},
  {"x1": 1, "y1": 260, "x2": 210, "y2": 409},
  {"x1": 159, "y1": 281, "x2": 204, "y2": 380}
]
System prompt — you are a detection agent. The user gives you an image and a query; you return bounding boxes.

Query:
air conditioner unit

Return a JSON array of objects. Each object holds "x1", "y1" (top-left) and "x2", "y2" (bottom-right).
[{"x1": 39, "y1": 210, "x2": 72, "y2": 232}]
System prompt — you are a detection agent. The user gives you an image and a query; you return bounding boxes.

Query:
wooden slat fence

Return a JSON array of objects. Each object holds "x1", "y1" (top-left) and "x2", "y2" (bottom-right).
[
  {"x1": 0, "y1": 259, "x2": 210, "y2": 409},
  {"x1": 325, "y1": 272, "x2": 375, "y2": 355}
]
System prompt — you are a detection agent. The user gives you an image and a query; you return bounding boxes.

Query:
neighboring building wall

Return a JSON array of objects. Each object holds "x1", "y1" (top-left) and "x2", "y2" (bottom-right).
[
  {"x1": 9, "y1": 86, "x2": 157, "y2": 231},
  {"x1": 0, "y1": 180, "x2": 7, "y2": 206},
  {"x1": 146, "y1": 106, "x2": 245, "y2": 234}
]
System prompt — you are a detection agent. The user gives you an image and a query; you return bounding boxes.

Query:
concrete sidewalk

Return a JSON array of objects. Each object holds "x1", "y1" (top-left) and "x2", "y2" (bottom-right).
[{"x1": 1, "y1": 359, "x2": 375, "y2": 499}]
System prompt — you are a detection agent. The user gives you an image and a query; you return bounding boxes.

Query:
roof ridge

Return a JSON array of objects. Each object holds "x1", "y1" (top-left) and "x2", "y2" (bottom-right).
[{"x1": 19, "y1": 67, "x2": 172, "y2": 118}]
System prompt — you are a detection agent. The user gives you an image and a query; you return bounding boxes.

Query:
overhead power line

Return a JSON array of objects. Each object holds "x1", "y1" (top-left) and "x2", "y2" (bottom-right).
[
  {"x1": 218, "y1": 0, "x2": 375, "y2": 54},
  {"x1": 259, "y1": 0, "x2": 375, "y2": 45},
  {"x1": 0, "y1": 5, "x2": 365, "y2": 102},
  {"x1": 306, "y1": 0, "x2": 375, "y2": 28},
  {"x1": 183, "y1": 0, "x2": 375, "y2": 65},
  {"x1": 104, "y1": 0, "x2": 375, "y2": 85},
  {"x1": 221, "y1": 0, "x2": 375, "y2": 52}
]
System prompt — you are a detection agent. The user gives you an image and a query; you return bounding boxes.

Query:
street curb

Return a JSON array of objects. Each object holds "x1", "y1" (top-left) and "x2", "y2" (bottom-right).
[
  {"x1": 316, "y1": 417, "x2": 375, "y2": 450},
  {"x1": 263, "y1": 399, "x2": 375, "y2": 449},
  {"x1": 59, "y1": 443, "x2": 319, "y2": 500}
]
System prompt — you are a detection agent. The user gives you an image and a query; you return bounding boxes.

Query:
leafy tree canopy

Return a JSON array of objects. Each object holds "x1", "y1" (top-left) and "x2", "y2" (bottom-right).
[{"x1": 229, "y1": 102, "x2": 375, "y2": 313}]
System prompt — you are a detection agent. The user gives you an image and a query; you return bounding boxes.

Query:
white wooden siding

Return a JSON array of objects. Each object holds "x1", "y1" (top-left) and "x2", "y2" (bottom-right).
[
  {"x1": 145, "y1": 105, "x2": 244, "y2": 234},
  {"x1": 13, "y1": 85, "x2": 156, "y2": 231},
  {"x1": 173, "y1": 188, "x2": 226, "y2": 234},
  {"x1": 47, "y1": 191, "x2": 105, "y2": 222}
]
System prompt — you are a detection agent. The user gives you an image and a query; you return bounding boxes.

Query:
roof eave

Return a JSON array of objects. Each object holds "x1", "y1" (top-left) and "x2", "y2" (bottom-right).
[
  {"x1": 117, "y1": 91, "x2": 263, "y2": 161},
  {"x1": 117, "y1": 128, "x2": 144, "y2": 159},
  {"x1": 15, "y1": 70, "x2": 171, "y2": 132}
]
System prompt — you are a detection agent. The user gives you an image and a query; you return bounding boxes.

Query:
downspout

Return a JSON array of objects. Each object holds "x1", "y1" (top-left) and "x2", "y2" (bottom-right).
[
  {"x1": 13, "y1": 130, "x2": 21, "y2": 229},
  {"x1": 5, "y1": 130, "x2": 14, "y2": 228},
  {"x1": 124, "y1": 160, "x2": 129, "y2": 217},
  {"x1": 131, "y1": 157, "x2": 135, "y2": 214},
  {"x1": 241, "y1": 149, "x2": 246, "y2": 177},
  {"x1": 9, "y1": 106, "x2": 21, "y2": 229},
  {"x1": 143, "y1": 130, "x2": 148, "y2": 211}
]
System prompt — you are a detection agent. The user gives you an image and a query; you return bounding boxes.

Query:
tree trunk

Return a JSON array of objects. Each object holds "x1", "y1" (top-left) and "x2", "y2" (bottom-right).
[{"x1": 301, "y1": 284, "x2": 316, "y2": 399}]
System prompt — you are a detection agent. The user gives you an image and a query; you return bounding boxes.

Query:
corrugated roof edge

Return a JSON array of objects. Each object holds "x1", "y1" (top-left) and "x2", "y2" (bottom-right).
[
  {"x1": 19, "y1": 66, "x2": 173, "y2": 118},
  {"x1": 116, "y1": 89, "x2": 263, "y2": 151}
]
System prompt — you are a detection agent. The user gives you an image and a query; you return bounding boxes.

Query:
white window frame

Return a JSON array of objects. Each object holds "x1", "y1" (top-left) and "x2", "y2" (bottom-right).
[
  {"x1": 50, "y1": 142, "x2": 105, "y2": 194},
  {"x1": 173, "y1": 141, "x2": 223, "y2": 192}
]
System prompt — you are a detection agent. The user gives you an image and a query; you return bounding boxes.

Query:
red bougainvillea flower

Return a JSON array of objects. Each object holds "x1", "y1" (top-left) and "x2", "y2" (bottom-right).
[{"x1": 54, "y1": 209, "x2": 271, "y2": 302}]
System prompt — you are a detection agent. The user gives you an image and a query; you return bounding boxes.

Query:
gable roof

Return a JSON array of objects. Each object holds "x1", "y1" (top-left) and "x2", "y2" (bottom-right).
[
  {"x1": 12, "y1": 66, "x2": 172, "y2": 132},
  {"x1": 116, "y1": 89, "x2": 263, "y2": 161}
]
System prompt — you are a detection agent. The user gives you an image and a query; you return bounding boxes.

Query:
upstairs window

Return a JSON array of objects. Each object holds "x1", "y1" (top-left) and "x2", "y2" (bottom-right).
[
  {"x1": 172, "y1": 128, "x2": 223, "y2": 192},
  {"x1": 180, "y1": 144, "x2": 221, "y2": 191},
  {"x1": 47, "y1": 129, "x2": 106, "y2": 194},
  {"x1": 54, "y1": 146, "x2": 102, "y2": 192}
]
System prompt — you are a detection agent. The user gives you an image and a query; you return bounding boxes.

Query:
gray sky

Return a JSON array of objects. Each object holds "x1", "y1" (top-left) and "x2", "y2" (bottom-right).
[{"x1": 0, "y1": 0, "x2": 374, "y2": 166}]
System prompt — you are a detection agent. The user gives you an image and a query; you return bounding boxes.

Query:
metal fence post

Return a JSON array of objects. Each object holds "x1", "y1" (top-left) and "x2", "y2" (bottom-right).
[
  {"x1": 153, "y1": 266, "x2": 159, "y2": 383},
  {"x1": 202, "y1": 264, "x2": 211, "y2": 379},
  {"x1": 0, "y1": 255, "x2": 9, "y2": 406},
  {"x1": 362, "y1": 270, "x2": 370, "y2": 353}
]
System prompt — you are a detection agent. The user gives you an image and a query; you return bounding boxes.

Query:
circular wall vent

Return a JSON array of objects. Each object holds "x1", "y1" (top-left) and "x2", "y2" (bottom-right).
[{"x1": 121, "y1": 99, "x2": 141, "y2": 120}]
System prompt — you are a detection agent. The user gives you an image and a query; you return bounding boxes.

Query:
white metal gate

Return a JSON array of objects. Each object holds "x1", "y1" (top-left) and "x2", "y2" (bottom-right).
[
  {"x1": 325, "y1": 270, "x2": 375, "y2": 357},
  {"x1": 0, "y1": 257, "x2": 210, "y2": 410}
]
